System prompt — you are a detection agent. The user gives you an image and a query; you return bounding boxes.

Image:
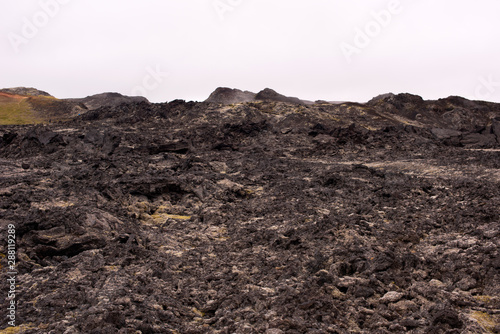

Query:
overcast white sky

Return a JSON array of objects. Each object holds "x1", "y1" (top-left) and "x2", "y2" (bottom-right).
[{"x1": 2, "y1": 0, "x2": 500, "y2": 103}]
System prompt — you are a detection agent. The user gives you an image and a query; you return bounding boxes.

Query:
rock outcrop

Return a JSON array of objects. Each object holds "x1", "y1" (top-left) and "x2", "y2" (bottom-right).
[
  {"x1": 367, "y1": 92, "x2": 500, "y2": 146},
  {"x1": 254, "y1": 88, "x2": 305, "y2": 105}
]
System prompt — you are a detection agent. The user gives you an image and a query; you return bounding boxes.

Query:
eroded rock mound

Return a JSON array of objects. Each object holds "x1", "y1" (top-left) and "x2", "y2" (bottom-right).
[{"x1": 68, "y1": 92, "x2": 149, "y2": 110}]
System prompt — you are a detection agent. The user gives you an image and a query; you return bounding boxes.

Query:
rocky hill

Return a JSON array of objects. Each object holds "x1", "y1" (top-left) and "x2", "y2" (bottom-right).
[
  {"x1": 0, "y1": 89, "x2": 83, "y2": 124},
  {"x1": 0, "y1": 88, "x2": 149, "y2": 125},
  {"x1": 0, "y1": 91, "x2": 499, "y2": 333},
  {"x1": 0, "y1": 87, "x2": 53, "y2": 97}
]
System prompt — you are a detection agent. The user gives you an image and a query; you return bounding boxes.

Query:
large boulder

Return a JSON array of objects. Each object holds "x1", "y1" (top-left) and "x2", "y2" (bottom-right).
[{"x1": 431, "y1": 128, "x2": 462, "y2": 140}]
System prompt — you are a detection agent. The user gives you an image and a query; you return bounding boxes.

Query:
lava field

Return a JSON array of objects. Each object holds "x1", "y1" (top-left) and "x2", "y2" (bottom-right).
[{"x1": 0, "y1": 95, "x2": 499, "y2": 333}]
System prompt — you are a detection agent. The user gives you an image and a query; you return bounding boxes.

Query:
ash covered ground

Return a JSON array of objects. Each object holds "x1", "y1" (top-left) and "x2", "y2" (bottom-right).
[{"x1": 0, "y1": 93, "x2": 499, "y2": 333}]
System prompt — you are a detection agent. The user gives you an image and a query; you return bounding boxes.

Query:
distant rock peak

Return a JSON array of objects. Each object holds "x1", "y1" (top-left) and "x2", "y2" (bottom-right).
[
  {"x1": 205, "y1": 87, "x2": 256, "y2": 104},
  {"x1": 205, "y1": 87, "x2": 306, "y2": 105}
]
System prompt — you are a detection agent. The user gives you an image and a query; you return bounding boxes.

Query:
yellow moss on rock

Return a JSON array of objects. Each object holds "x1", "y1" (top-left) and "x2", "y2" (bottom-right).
[
  {"x1": 141, "y1": 211, "x2": 192, "y2": 225},
  {"x1": 471, "y1": 311, "x2": 497, "y2": 333},
  {"x1": 0, "y1": 324, "x2": 36, "y2": 334},
  {"x1": 192, "y1": 308, "x2": 205, "y2": 317},
  {"x1": 474, "y1": 295, "x2": 494, "y2": 304}
]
